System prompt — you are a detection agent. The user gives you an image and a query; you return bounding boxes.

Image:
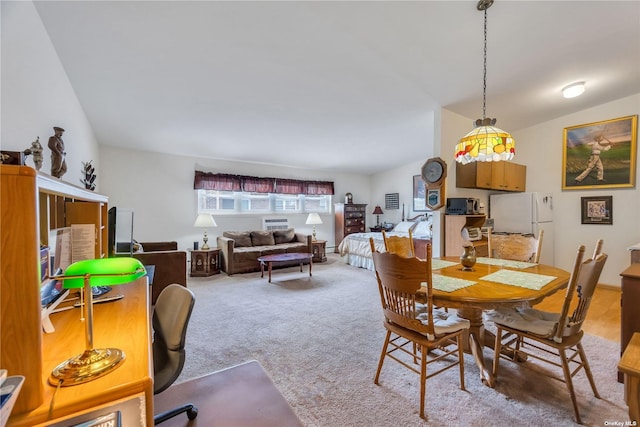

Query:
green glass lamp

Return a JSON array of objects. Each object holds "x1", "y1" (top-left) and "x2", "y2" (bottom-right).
[{"x1": 49, "y1": 257, "x2": 146, "y2": 386}]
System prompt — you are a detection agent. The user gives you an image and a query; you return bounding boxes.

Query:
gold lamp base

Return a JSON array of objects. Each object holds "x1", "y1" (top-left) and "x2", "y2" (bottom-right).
[{"x1": 50, "y1": 348, "x2": 125, "y2": 386}]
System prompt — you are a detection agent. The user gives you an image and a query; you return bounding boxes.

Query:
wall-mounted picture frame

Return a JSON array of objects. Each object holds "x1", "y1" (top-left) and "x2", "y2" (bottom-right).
[
  {"x1": 562, "y1": 115, "x2": 637, "y2": 190},
  {"x1": 581, "y1": 196, "x2": 612, "y2": 225},
  {"x1": 412, "y1": 175, "x2": 427, "y2": 212}
]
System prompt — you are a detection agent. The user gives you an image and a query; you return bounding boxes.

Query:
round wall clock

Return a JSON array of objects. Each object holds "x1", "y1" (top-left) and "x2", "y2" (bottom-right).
[
  {"x1": 421, "y1": 157, "x2": 447, "y2": 210},
  {"x1": 421, "y1": 157, "x2": 447, "y2": 188}
]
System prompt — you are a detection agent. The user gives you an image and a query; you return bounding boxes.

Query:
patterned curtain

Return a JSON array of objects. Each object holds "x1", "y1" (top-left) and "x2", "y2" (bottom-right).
[
  {"x1": 242, "y1": 176, "x2": 275, "y2": 193},
  {"x1": 194, "y1": 171, "x2": 334, "y2": 195},
  {"x1": 275, "y1": 179, "x2": 304, "y2": 195},
  {"x1": 193, "y1": 171, "x2": 241, "y2": 191}
]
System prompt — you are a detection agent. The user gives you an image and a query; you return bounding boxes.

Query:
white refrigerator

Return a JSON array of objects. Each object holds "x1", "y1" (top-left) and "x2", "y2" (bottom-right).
[{"x1": 489, "y1": 192, "x2": 554, "y2": 265}]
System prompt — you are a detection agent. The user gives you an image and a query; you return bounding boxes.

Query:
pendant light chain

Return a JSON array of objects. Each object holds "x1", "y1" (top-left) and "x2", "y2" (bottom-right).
[{"x1": 482, "y1": 7, "x2": 487, "y2": 121}]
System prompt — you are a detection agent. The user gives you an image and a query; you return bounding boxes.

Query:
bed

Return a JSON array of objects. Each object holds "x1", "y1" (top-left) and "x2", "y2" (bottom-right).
[{"x1": 337, "y1": 215, "x2": 432, "y2": 270}]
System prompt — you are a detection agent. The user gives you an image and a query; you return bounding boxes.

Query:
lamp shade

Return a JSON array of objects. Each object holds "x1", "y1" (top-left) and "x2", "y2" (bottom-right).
[
  {"x1": 305, "y1": 212, "x2": 323, "y2": 225},
  {"x1": 61, "y1": 258, "x2": 146, "y2": 288},
  {"x1": 455, "y1": 121, "x2": 515, "y2": 165},
  {"x1": 372, "y1": 206, "x2": 384, "y2": 215},
  {"x1": 193, "y1": 213, "x2": 217, "y2": 228}
]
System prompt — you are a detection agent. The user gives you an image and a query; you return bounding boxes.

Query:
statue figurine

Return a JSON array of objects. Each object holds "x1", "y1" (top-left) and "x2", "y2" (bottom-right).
[
  {"x1": 23, "y1": 137, "x2": 44, "y2": 171},
  {"x1": 48, "y1": 127, "x2": 67, "y2": 178}
]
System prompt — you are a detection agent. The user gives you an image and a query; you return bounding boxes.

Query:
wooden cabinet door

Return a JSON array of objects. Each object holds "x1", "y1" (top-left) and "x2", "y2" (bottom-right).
[{"x1": 504, "y1": 162, "x2": 526, "y2": 192}]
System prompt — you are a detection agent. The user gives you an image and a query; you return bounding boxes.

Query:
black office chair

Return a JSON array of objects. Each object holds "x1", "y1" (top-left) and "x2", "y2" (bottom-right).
[{"x1": 153, "y1": 284, "x2": 198, "y2": 424}]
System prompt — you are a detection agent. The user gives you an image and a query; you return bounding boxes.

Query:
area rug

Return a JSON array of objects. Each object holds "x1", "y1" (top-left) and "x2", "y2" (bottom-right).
[{"x1": 180, "y1": 254, "x2": 629, "y2": 426}]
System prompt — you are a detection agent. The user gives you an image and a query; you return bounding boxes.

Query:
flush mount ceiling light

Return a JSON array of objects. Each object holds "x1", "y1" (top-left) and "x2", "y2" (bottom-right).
[
  {"x1": 562, "y1": 82, "x2": 585, "y2": 98},
  {"x1": 454, "y1": 0, "x2": 515, "y2": 165}
]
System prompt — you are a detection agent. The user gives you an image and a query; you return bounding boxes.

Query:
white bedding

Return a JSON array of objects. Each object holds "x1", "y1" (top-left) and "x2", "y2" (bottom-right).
[{"x1": 337, "y1": 228, "x2": 432, "y2": 271}]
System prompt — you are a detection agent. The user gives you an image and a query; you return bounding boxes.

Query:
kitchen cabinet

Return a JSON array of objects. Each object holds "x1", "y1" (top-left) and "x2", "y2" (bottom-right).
[{"x1": 456, "y1": 161, "x2": 526, "y2": 192}]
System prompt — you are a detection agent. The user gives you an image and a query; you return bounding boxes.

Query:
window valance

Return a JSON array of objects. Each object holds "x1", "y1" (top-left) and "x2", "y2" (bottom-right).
[{"x1": 194, "y1": 171, "x2": 334, "y2": 195}]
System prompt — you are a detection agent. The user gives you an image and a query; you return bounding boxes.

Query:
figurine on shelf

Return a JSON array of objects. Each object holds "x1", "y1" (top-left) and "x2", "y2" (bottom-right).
[
  {"x1": 48, "y1": 126, "x2": 67, "y2": 178},
  {"x1": 23, "y1": 137, "x2": 44, "y2": 171},
  {"x1": 82, "y1": 160, "x2": 96, "y2": 191}
]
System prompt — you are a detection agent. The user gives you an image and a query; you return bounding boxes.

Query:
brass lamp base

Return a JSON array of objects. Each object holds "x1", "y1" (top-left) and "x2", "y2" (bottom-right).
[{"x1": 50, "y1": 348, "x2": 125, "y2": 386}]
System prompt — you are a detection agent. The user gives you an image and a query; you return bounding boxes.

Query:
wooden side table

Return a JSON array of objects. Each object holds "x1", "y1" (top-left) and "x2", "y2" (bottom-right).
[
  {"x1": 619, "y1": 332, "x2": 640, "y2": 422},
  {"x1": 190, "y1": 248, "x2": 220, "y2": 277},
  {"x1": 311, "y1": 240, "x2": 327, "y2": 263}
]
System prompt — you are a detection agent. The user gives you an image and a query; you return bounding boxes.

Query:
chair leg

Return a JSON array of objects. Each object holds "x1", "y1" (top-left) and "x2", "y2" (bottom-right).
[
  {"x1": 457, "y1": 334, "x2": 466, "y2": 391},
  {"x1": 419, "y1": 344, "x2": 427, "y2": 419},
  {"x1": 154, "y1": 403, "x2": 198, "y2": 425},
  {"x1": 559, "y1": 347, "x2": 582, "y2": 425},
  {"x1": 577, "y1": 342, "x2": 601, "y2": 398},
  {"x1": 492, "y1": 327, "x2": 502, "y2": 378},
  {"x1": 374, "y1": 330, "x2": 391, "y2": 385}
]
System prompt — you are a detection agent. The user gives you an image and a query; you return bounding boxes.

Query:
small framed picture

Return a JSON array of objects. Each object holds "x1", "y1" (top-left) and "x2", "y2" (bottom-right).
[
  {"x1": 412, "y1": 175, "x2": 428, "y2": 212},
  {"x1": 581, "y1": 196, "x2": 613, "y2": 225}
]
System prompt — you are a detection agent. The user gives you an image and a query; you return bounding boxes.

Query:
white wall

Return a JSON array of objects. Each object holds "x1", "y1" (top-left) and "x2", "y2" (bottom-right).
[
  {"x1": 1, "y1": 1, "x2": 101, "y2": 188},
  {"x1": 516, "y1": 94, "x2": 640, "y2": 286},
  {"x1": 99, "y1": 145, "x2": 370, "y2": 252}
]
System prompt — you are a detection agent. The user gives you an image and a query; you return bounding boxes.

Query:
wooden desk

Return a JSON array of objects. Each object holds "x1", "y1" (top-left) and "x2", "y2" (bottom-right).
[
  {"x1": 154, "y1": 360, "x2": 303, "y2": 426},
  {"x1": 618, "y1": 332, "x2": 640, "y2": 422},
  {"x1": 427, "y1": 257, "x2": 571, "y2": 387},
  {"x1": 9, "y1": 278, "x2": 153, "y2": 426}
]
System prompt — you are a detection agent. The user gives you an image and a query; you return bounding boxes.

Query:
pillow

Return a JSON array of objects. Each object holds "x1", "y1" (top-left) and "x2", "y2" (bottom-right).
[
  {"x1": 273, "y1": 228, "x2": 296, "y2": 244},
  {"x1": 251, "y1": 230, "x2": 275, "y2": 246},
  {"x1": 393, "y1": 221, "x2": 418, "y2": 234},
  {"x1": 223, "y1": 231, "x2": 252, "y2": 247},
  {"x1": 413, "y1": 221, "x2": 432, "y2": 237}
]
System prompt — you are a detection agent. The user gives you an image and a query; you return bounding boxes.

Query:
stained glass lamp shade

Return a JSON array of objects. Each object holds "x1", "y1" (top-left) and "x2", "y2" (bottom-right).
[
  {"x1": 455, "y1": 118, "x2": 515, "y2": 165},
  {"x1": 49, "y1": 257, "x2": 146, "y2": 386}
]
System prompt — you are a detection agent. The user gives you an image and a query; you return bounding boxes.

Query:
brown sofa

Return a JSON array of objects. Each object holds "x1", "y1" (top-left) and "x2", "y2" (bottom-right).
[
  {"x1": 217, "y1": 229, "x2": 312, "y2": 275},
  {"x1": 132, "y1": 241, "x2": 187, "y2": 304}
]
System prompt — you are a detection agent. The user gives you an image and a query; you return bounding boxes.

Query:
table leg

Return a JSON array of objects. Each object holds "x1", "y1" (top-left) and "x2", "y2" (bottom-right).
[
  {"x1": 260, "y1": 261, "x2": 265, "y2": 278},
  {"x1": 268, "y1": 262, "x2": 272, "y2": 283},
  {"x1": 309, "y1": 257, "x2": 312, "y2": 277},
  {"x1": 457, "y1": 307, "x2": 495, "y2": 388}
]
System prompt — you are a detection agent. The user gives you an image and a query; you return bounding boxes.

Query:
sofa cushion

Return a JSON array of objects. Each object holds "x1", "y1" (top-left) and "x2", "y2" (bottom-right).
[
  {"x1": 273, "y1": 228, "x2": 296, "y2": 244},
  {"x1": 223, "y1": 231, "x2": 253, "y2": 248},
  {"x1": 251, "y1": 230, "x2": 275, "y2": 246}
]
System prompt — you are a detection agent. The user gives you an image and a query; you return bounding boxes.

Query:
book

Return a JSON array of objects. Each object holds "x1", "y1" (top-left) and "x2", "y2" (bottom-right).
[{"x1": 0, "y1": 375, "x2": 25, "y2": 427}]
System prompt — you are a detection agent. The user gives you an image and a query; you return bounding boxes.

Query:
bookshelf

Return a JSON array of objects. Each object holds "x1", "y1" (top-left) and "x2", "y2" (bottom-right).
[{"x1": 1, "y1": 165, "x2": 152, "y2": 424}]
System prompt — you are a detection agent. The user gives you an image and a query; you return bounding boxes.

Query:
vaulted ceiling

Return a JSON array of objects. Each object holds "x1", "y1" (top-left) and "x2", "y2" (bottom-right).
[{"x1": 33, "y1": 1, "x2": 640, "y2": 174}]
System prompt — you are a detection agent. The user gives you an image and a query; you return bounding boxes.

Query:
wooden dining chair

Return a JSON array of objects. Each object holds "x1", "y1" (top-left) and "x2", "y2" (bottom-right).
[
  {"x1": 381, "y1": 229, "x2": 415, "y2": 258},
  {"x1": 487, "y1": 244, "x2": 608, "y2": 424},
  {"x1": 370, "y1": 239, "x2": 469, "y2": 419},
  {"x1": 489, "y1": 229, "x2": 544, "y2": 263}
]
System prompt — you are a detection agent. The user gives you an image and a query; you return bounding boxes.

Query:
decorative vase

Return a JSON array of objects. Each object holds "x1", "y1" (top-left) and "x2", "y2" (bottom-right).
[{"x1": 460, "y1": 244, "x2": 476, "y2": 271}]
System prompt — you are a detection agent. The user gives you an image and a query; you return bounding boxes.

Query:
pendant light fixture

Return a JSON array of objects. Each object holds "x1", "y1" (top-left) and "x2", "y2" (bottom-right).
[{"x1": 454, "y1": 0, "x2": 515, "y2": 165}]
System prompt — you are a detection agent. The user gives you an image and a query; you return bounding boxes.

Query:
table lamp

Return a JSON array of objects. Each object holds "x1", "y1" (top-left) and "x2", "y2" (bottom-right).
[
  {"x1": 194, "y1": 213, "x2": 217, "y2": 249},
  {"x1": 372, "y1": 206, "x2": 384, "y2": 227},
  {"x1": 305, "y1": 213, "x2": 323, "y2": 242},
  {"x1": 49, "y1": 257, "x2": 146, "y2": 386}
]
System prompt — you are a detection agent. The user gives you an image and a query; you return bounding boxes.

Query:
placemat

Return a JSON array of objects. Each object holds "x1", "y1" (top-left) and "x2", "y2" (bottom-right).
[
  {"x1": 432, "y1": 259, "x2": 459, "y2": 270},
  {"x1": 476, "y1": 257, "x2": 537, "y2": 269},
  {"x1": 480, "y1": 270, "x2": 557, "y2": 290},
  {"x1": 423, "y1": 275, "x2": 476, "y2": 293}
]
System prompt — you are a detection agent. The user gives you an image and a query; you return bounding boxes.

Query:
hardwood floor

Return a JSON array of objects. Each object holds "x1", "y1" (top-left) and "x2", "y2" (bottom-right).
[{"x1": 533, "y1": 285, "x2": 620, "y2": 342}]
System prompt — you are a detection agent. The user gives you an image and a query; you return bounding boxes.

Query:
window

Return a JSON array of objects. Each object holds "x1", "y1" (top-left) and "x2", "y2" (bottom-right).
[
  {"x1": 194, "y1": 172, "x2": 334, "y2": 215},
  {"x1": 197, "y1": 190, "x2": 331, "y2": 214}
]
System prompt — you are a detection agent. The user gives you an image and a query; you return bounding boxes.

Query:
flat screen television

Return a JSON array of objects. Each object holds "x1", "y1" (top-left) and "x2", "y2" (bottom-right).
[{"x1": 108, "y1": 207, "x2": 134, "y2": 257}]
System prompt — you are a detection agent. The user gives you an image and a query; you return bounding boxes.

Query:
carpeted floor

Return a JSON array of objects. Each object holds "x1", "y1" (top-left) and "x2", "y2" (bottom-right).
[{"x1": 180, "y1": 253, "x2": 629, "y2": 426}]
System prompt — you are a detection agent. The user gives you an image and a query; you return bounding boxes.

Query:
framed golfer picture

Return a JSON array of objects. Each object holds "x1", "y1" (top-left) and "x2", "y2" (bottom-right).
[{"x1": 562, "y1": 115, "x2": 637, "y2": 190}]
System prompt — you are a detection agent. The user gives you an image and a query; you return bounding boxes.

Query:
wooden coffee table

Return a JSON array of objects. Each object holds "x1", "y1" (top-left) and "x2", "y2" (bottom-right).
[{"x1": 257, "y1": 253, "x2": 313, "y2": 283}]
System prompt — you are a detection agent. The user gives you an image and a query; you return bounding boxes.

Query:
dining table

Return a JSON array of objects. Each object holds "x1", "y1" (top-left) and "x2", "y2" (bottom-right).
[{"x1": 422, "y1": 256, "x2": 571, "y2": 388}]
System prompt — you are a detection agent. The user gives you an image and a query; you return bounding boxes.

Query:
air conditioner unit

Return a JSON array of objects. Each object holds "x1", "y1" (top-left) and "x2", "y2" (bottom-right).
[{"x1": 262, "y1": 218, "x2": 289, "y2": 231}]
